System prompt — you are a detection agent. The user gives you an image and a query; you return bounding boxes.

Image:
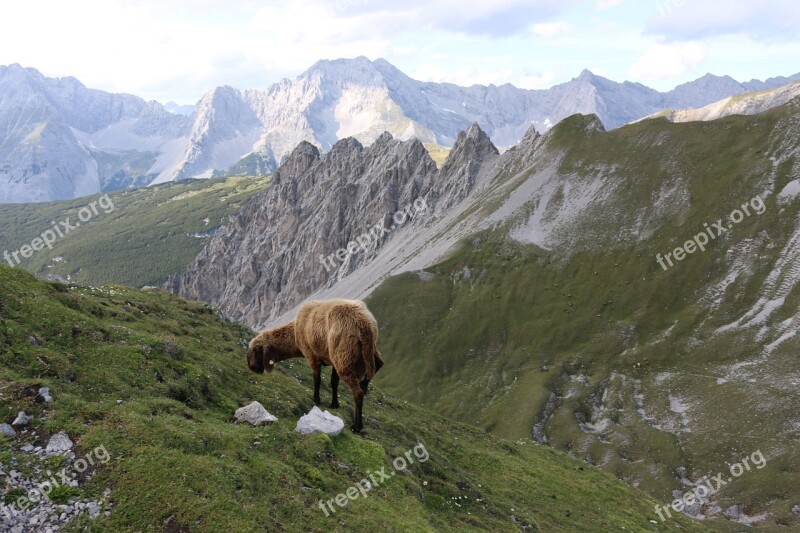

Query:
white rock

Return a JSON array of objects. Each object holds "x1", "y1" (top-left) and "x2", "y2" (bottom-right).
[
  {"x1": 45, "y1": 432, "x2": 74, "y2": 454},
  {"x1": 779, "y1": 179, "x2": 800, "y2": 203},
  {"x1": 0, "y1": 423, "x2": 15, "y2": 436},
  {"x1": 38, "y1": 387, "x2": 54, "y2": 403},
  {"x1": 233, "y1": 401, "x2": 277, "y2": 426},
  {"x1": 12, "y1": 412, "x2": 32, "y2": 426},
  {"x1": 294, "y1": 406, "x2": 344, "y2": 437}
]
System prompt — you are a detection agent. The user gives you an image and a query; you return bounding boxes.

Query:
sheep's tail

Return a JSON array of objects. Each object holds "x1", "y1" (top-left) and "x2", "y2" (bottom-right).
[{"x1": 362, "y1": 338, "x2": 377, "y2": 380}]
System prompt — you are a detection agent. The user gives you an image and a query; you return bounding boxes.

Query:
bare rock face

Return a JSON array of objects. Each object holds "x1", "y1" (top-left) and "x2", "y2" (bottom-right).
[
  {"x1": 166, "y1": 124, "x2": 498, "y2": 327},
  {"x1": 434, "y1": 122, "x2": 500, "y2": 212}
]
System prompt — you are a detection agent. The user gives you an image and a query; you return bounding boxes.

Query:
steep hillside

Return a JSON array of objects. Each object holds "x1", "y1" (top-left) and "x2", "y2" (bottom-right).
[
  {"x1": 167, "y1": 97, "x2": 800, "y2": 528},
  {"x1": 0, "y1": 265, "x2": 708, "y2": 532},
  {"x1": 0, "y1": 175, "x2": 269, "y2": 288},
  {"x1": 365, "y1": 105, "x2": 800, "y2": 527}
]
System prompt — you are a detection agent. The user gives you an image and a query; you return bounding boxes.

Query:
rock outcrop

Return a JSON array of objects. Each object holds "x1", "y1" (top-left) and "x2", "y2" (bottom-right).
[{"x1": 167, "y1": 124, "x2": 498, "y2": 327}]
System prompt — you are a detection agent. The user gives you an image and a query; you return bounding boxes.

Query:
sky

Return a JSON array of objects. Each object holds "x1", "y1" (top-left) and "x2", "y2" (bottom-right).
[{"x1": 1, "y1": 0, "x2": 799, "y2": 104}]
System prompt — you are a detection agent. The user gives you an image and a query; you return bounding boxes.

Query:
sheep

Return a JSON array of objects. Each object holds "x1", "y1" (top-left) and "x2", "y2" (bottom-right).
[{"x1": 247, "y1": 299, "x2": 384, "y2": 432}]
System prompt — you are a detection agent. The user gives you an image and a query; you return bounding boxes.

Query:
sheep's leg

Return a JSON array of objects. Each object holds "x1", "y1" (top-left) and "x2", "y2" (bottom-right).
[
  {"x1": 312, "y1": 365, "x2": 322, "y2": 406},
  {"x1": 350, "y1": 386, "x2": 364, "y2": 433},
  {"x1": 330, "y1": 368, "x2": 340, "y2": 409}
]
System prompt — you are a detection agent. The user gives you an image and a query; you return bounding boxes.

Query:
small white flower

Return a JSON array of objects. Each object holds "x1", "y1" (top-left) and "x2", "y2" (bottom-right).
[{"x1": 269, "y1": 360, "x2": 275, "y2": 365}]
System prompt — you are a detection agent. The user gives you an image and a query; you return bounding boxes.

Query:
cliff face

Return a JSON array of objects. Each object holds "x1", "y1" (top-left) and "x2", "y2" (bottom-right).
[{"x1": 166, "y1": 124, "x2": 499, "y2": 326}]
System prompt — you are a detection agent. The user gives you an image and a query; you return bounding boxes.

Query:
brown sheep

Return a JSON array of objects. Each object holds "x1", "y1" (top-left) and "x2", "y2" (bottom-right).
[{"x1": 247, "y1": 299, "x2": 384, "y2": 432}]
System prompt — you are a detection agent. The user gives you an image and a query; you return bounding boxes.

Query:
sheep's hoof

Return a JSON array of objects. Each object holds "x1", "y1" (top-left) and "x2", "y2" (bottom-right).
[
  {"x1": 350, "y1": 424, "x2": 363, "y2": 433},
  {"x1": 330, "y1": 401, "x2": 340, "y2": 409},
  {"x1": 313, "y1": 398, "x2": 322, "y2": 406}
]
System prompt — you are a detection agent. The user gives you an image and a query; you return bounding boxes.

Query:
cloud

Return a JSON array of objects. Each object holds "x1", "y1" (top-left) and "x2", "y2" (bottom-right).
[
  {"x1": 532, "y1": 22, "x2": 573, "y2": 38},
  {"x1": 628, "y1": 42, "x2": 706, "y2": 81},
  {"x1": 327, "y1": 0, "x2": 585, "y2": 37},
  {"x1": 595, "y1": 0, "x2": 623, "y2": 9},
  {"x1": 517, "y1": 71, "x2": 557, "y2": 89},
  {"x1": 646, "y1": 0, "x2": 800, "y2": 42}
]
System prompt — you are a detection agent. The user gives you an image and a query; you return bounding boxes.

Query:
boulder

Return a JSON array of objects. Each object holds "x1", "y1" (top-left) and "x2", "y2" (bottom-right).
[
  {"x1": 294, "y1": 406, "x2": 344, "y2": 437},
  {"x1": 234, "y1": 401, "x2": 277, "y2": 426},
  {"x1": 46, "y1": 432, "x2": 74, "y2": 454}
]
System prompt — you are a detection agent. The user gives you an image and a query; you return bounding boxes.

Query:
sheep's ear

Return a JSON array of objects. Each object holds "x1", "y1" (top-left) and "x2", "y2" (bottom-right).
[{"x1": 248, "y1": 345, "x2": 265, "y2": 373}]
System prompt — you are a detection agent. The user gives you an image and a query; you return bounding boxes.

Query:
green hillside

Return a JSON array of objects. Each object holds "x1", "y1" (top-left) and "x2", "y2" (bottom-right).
[
  {"x1": 0, "y1": 265, "x2": 708, "y2": 531},
  {"x1": 0, "y1": 175, "x2": 269, "y2": 288},
  {"x1": 367, "y1": 106, "x2": 800, "y2": 528},
  {"x1": 424, "y1": 143, "x2": 452, "y2": 167}
]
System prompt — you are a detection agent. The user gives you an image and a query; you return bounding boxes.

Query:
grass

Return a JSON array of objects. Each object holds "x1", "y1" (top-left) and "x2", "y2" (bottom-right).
[
  {"x1": 424, "y1": 144, "x2": 452, "y2": 168},
  {"x1": 367, "y1": 103, "x2": 800, "y2": 529},
  {"x1": 0, "y1": 264, "x2": 708, "y2": 532},
  {"x1": 0, "y1": 175, "x2": 270, "y2": 288}
]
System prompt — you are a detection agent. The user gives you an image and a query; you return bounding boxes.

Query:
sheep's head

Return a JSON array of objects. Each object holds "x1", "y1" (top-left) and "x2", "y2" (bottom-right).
[{"x1": 247, "y1": 338, "x2": 275, "y2": 374}]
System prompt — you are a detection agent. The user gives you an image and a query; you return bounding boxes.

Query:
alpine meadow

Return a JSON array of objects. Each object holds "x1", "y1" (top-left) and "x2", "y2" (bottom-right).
[{"x1": 2, "y1": 1, "x2": 800, "y2": 531}]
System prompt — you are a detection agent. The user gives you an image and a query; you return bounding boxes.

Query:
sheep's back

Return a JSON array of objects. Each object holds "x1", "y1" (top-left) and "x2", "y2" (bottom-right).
[{"x1": 295, "y1": 299, "x2": 378, "y2": 367}]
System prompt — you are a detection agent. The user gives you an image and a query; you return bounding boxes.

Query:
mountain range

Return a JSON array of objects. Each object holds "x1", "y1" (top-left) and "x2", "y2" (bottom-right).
[{"x1": 2, "y1": 58, "x2": 799, "y2": 203}]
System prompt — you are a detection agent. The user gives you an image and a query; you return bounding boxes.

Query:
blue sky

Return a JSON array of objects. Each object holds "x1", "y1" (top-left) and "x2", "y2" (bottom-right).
[{"x1": 1, "y1": 0, "x2": 798, "y2": 103}]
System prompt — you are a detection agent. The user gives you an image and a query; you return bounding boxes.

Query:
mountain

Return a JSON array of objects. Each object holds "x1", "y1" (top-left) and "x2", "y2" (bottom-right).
[
  {"x1": 639, "y1": 81, "x2": 800, "y2": 124},
  {"x1": 165, "y1": 97, "x2": 800, "y2": 527},
  {"x1": 3, "y1": 59, "x2": 799, "y2": 204},
  {"x1": 0, "y1": 64, "x2": 189, "y2": 203},
  {"x1": 163, "y1": 101, "x2": 195, "y2": 116},
  {"x1": 0, "y1": 265, "x2": 708, "y2": 532}
]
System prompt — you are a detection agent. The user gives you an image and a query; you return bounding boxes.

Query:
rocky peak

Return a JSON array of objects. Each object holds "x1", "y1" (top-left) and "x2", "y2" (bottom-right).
[
  {"x1": 434, "y1": 123, "x2": 499, "y2": 210},
  {"x1": 167, "y1": 122, "x2": 497, "y2": 326},
  {"x1": 275, "y1": 141, "x2": 321, "y2": 182},
  {"x1": 445, "y1": 123, "x2": 499, "y2": 165}
]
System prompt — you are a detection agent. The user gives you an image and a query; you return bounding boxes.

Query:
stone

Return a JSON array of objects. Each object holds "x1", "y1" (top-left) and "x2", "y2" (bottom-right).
[
  {"x1": 233, "y1": 401, "x2": 277, "y2": 426},
  {"x1": 45, "y1": 432, "x2": 74, "y2": 454},
  {"x1": 37, "y1": 387, "x2": 54, "y2": 403},
  {"x1": 12, "y1": 411, "x2": 32, "y2": 426},
  {"x1": 0, "y1": 423, "x2": 15, "y2": 436},
  {"x1": 294, "y1": 406, "x2": 345, "y2": 437}
]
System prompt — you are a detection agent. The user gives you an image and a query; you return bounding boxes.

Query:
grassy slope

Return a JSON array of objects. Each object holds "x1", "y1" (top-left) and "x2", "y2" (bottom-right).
[
  {"x1": 0, "y1": 175, "x2": 269, "y2": 288},
  {"x1": 0, "y1": 264, "x2": 707, "y2": 532},
  {"x1": 424, "y1": 144, "x2": 452, "y2": 168},
  {"x1": 367, "y1": 110, "x2": 800, "y2": 528}
]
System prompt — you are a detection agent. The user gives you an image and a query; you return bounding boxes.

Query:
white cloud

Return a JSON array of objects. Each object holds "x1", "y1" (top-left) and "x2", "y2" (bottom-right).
[
  {"x1": 517, "y1": 72, "x2": 557, "y2": 89},
  {"x1": 646, "y1": 0, "x2": 800, "y2": 42},
  {"x1": 328, "y1": 0, "x2": 585, "y2": 36},
  {"x1": 532, "y1": 22, "x2": 573, "y2": 38},
  {"x1": 595, "y1": 0, "x2": 623, "y2": 9},
  {"x1": 628, "y1": 42, "x2": 707, "y2": 81}
]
